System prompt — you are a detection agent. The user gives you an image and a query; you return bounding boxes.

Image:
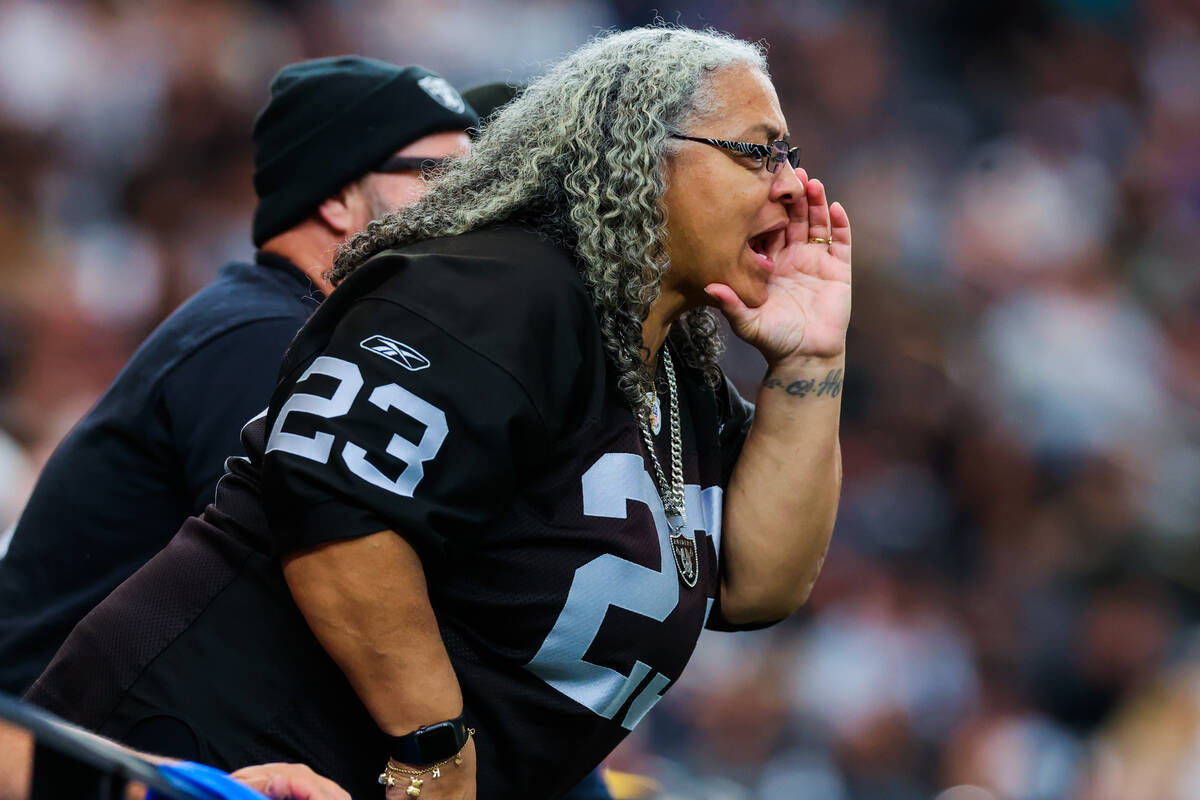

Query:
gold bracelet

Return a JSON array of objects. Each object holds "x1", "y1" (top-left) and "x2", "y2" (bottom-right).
[{"x1": 377, "y1": 728, "x2": 475, "y2": 797}]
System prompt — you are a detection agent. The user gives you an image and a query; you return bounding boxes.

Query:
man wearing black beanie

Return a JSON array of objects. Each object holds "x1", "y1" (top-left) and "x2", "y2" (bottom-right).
[
  {"x1": 0, "y1": 57, "x2": 476, "y2": 704},
  {"x1": 251, "y1": 57, "x2": 476, "y2": 271}
]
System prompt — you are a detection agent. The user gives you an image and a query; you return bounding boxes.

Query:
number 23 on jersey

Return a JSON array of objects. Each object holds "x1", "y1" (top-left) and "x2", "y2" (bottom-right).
[{"x1": 265, "y1": 355, "x2": 448, "y2": 498}]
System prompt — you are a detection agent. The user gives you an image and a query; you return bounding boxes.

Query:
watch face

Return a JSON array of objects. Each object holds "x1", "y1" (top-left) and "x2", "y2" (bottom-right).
[{"x1": 417, "y1": 721, "x2": 461, "y2": 761}]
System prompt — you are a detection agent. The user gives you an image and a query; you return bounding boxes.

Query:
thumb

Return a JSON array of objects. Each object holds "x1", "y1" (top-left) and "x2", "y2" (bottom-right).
[{"x1": 704, "y1": 283, "x2": 750, "y2": 322}]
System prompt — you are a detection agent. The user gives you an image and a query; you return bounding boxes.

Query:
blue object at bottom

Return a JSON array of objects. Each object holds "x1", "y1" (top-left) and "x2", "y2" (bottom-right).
[{"x1": 146, "y1": 761, "x2": 268, "y2": 800}]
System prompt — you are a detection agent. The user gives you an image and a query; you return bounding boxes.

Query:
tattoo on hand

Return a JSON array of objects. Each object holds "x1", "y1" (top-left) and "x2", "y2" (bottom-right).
[{"x1": 763, "y1": 369, "x2": 843, "y2": 399}]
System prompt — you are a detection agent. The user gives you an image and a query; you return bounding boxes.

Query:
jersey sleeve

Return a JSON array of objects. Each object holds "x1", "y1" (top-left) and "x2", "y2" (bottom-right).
[
  {"x1": 716, "y1": 374, "x2": 755, "y2": 487},
  {"x1": 260, "y1": 297, "x2": 549, "y2": 560},
  {"x1": 705, "y1": 375, "x2": 769, "y2": 632}
]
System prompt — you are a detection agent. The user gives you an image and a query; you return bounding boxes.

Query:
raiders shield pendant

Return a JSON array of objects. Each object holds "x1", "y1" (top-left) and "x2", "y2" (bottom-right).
[{"x1": 670, "y1": 532, "x2": 699, "y2": 588}]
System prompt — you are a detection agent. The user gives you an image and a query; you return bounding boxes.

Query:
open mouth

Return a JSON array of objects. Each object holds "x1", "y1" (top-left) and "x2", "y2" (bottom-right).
[{"x1": 747, "y1": 225, "x2": 786, "y2": 272}]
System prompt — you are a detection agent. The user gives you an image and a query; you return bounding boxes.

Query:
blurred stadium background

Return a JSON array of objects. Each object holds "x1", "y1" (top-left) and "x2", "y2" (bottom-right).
[{"x1": 0, "y1": 1, "x2": 1197, "y2": 798}]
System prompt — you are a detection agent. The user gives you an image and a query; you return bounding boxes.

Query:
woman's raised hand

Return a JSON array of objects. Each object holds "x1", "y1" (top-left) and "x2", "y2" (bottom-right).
[{"x1": 706, "y1": 173, "x2": 852, "y2": 367}]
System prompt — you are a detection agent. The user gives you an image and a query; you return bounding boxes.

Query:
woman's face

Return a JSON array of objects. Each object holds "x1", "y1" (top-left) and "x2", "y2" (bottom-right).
[{"x1": 660, "y1": 65, "x2": 804, "y2": 311}]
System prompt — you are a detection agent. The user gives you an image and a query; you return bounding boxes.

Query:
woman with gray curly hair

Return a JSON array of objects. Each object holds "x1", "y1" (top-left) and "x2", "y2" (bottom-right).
[{"x1": 27, "y1": 25, "x2": 850, "y2": 800}]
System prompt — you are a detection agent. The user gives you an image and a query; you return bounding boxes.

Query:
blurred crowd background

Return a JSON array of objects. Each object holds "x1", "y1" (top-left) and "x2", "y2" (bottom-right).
[{"x1": 0, "y1": 0, "x2": 1197, "y2": 798}]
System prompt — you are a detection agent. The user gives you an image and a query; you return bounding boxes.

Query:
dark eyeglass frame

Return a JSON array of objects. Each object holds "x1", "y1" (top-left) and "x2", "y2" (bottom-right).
[
  {"x1": 671, "y1": 135, "x2": 801, "y2": 174},
  {"x1": 373, "y1": 155, "x2": 451, "y2": 176}
]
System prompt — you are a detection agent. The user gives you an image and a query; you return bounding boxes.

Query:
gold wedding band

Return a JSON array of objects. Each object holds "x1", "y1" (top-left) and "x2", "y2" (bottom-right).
[{"x1": 808, "y1": 237, "x2": 831, "y2": 245}]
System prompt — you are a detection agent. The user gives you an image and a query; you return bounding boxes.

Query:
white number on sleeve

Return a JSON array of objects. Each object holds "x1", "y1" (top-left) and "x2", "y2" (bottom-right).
[
  {"x1": 266, "y1": 356, "x2": 363, "y2": 464},
  {"x1": 265, "y1": 355, "x2": 449, "y2": 498},
  {"x1": 342, "y1": 383, "x2": 448, "y2": 498}
]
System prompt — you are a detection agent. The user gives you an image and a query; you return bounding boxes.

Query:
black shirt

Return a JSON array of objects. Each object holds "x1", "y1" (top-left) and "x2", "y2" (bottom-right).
[
  {"x1": 27, "y1": 228, "x2": 755, "y2": 799},
  {"x1": 0, "y1": 253, "x2": 318, "y2": 694}
]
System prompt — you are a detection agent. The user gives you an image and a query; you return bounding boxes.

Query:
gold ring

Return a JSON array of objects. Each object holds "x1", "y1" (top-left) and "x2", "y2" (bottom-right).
[{"x1": 808, "y1": 237, "x2": 831, "y2": 245}]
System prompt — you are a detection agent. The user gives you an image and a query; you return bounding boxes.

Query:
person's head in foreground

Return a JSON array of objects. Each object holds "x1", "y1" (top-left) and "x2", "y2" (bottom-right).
[{"x1": 332, "y1": 26, "x2": 847, "y2": 408}]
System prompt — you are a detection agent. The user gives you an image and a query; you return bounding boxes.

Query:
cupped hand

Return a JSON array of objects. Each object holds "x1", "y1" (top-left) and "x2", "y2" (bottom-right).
[
  {"x1": 229, "y1": 763, "x2": 351, "y2": 800},
  {"x1": 706, "y1": 175, "x2": 851, "y2": 366}
]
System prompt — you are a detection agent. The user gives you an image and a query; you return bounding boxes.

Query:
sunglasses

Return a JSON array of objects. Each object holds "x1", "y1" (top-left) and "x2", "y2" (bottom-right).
[
  {"x1": 671, "y1": 135, "x2": 801, "y2": 174},
  {"x1": 373, "y1": 155, "x2": 451, "y2": 176}
]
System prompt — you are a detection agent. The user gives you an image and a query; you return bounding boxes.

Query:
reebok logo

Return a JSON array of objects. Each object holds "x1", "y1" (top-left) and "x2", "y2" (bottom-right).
[{"x1": 360, "y1": 335, "x2": 431, "y2": 372}]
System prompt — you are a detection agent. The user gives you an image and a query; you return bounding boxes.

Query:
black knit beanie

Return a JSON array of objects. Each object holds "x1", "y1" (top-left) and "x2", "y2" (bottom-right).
[{"x1": 251, "y1": 56, "x2": 478, "y2": 246}]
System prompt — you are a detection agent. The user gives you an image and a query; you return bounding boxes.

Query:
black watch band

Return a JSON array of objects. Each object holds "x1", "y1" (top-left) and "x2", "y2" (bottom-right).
[{"x1": 387, "y1": 714, "x2": 469, "y2": 766}]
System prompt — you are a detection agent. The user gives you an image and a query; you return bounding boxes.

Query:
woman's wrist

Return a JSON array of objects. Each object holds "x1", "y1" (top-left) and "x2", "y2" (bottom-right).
[
  {"x1": 380, "y1": 733, "x2": 475, "y2": 798},
  {"x1": 760, "y1": 354, "x2": 846, "y2": 401},
  {"x1": 385, "y1": 714, "x2": 471, "y2": 766}
]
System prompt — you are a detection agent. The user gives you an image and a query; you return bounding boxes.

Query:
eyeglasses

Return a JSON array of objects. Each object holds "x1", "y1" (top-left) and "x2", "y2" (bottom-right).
[
  {"x1": 373, "y1": 155, "x2": 450, "y2": 176},
  {"x1": 671, "y1": 135, "x2": 801, "y2": 174}
]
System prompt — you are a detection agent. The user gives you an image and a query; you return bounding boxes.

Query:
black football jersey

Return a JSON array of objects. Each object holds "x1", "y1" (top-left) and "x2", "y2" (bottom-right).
[
  {"x1": 29, "y1": 226, "x2": 755, "y2": 800},
  {"x1": 254, "y1": 227, "x2": 754, "y2": 796}
]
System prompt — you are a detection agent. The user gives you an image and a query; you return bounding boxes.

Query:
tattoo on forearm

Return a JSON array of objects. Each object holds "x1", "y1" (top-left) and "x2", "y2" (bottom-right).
[{"x1": 762, "y1": 369, "x2": 843, "y2": 399}]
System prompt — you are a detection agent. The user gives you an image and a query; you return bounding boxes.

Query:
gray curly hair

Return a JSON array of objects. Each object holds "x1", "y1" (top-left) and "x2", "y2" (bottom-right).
[{"x1": 332, "y1": 26, "x2": 768, "y2": 408}]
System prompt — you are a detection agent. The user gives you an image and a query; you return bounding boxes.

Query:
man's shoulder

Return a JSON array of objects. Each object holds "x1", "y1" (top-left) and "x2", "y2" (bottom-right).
[
  {"x1": 97, "y1": 260, "x2": 310, "y2": 405},
  {"x1": 178, "y1": 259, "x2": 315, "y2": 327},
  {"x1": 144, "y1": 260, "x2": 311, "y2": 357}
]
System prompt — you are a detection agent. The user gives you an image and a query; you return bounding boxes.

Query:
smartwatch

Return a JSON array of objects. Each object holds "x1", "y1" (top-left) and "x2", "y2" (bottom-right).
[{"x1": 387, "y1": 714, "x2": 470, "y2": 766}]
